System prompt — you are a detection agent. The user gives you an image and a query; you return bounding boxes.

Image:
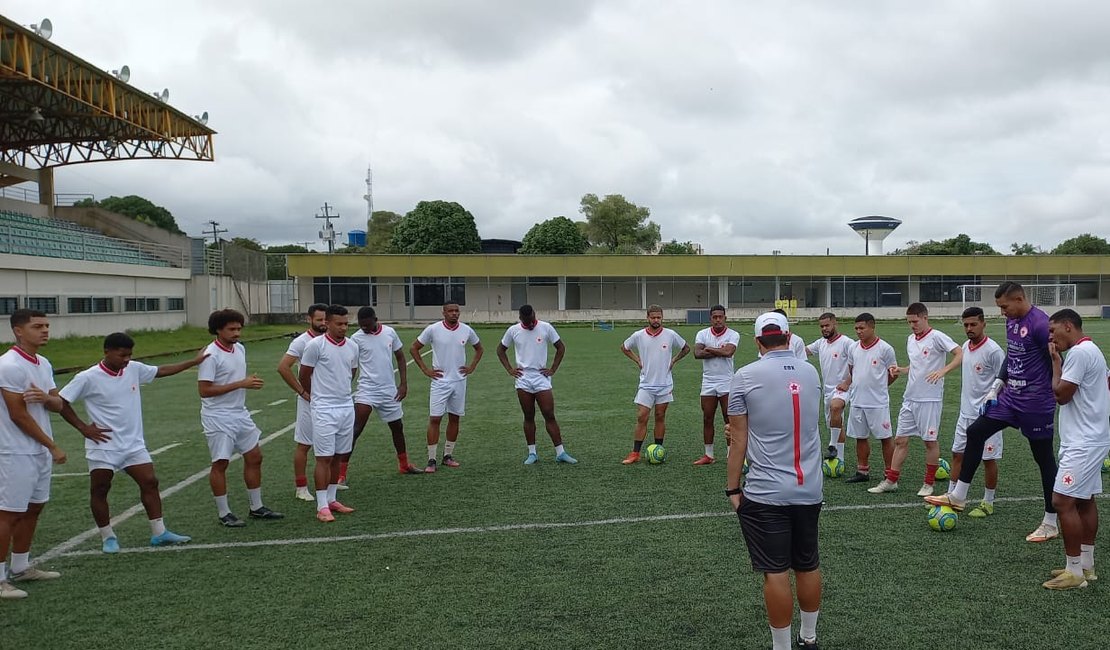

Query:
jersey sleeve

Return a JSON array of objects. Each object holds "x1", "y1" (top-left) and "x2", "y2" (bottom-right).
[
  {"x1": 467, "y1": 327, "x2": 480, "y2": 345},
  {"x1": 935, "y1": 331, "x2": 959, "y2": 354},
  {"x1": 806, "y1": 338, "x2": 820, "y2": 354},
  {"x1": 133, "y1": 362, "x2": 159, "y2": 385},
  {"x1": 500, "y1": 327, "x2": 514, "y2": 349},
  {"x1": 390, "y1": 331, "x2": 403, "y2": 352},
  {"x1": 726, "y1": 331, "x2": 740, "y2": 348},
  {"x1": 1060, "y1": 348, "x2": 1087, "y2": 387},
  {"x1": 672, "y1": 331, "x2": 688, "y2": 349},
  {"x1": 988, "y1": 345, "x2": 1005, "y2": 375},
  {"x1": 727, "y1": 369, "x2": 749, "y2": 416},
  {"x1": 349, "y1": 345, "x2": 359, "y2": 370},
  {"x1": 883, "y1": 344, "x2": 897, "y2": 367},
  {"x1": 285, "y1": 336, "x2": 305, "y2": 358},
  {"x1": 417, "y1": 325, "x2": 434, "y2": 345},
  {"x1": 623, "y1": 332, "x2": 638, "y2": 350},
  {"x1": 694, "y1": 330, "x2": 708, "y2": 347},
  {"x1": 546, "y1": 323, "x2": 561, "y2": 344},
  {"x1": 196, "y1": 350, "x2": 217, "y2": 383},
  {"x1": 300, "y1": 339, "x2": 320, "y2": 368},
  {"x1": 58, "y1": 370, "x2": 88, "y2": 403}
]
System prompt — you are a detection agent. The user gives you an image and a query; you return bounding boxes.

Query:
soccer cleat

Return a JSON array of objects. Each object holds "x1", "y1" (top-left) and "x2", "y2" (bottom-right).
[
  {"x1": 249, "y1": 506, "x2": 285, "y2": 520},
  {"x1": 845, "y1": 472, "x2": 870, "y2": 483},
  {"x1": 425, "y1": 459, "x2": 437, "y2": 473},
  {"x1": 824, "y1": 445, "x2": 838, "y2": 460},
  {"x1": 924, "y1": 493, "x2": 966, "y2": 512},
  {"x1": 328, "y1": 500, "x2": 355, "y2": 514},
  {"x1": 1051, "y1": 567, "x2": 1098, "y2": 582},
  {"x1": 0, "y1": 582, "x2": 28, "y2": 599},
  {"x1": 442, "y1": 455, "x2": 461, "y2": 468},
  {"x1": 556, "y1": 451, "x2": 578, "y2": 464},
  {"x1": 867, "y1": 479, "x2": 898, "y2": 494},
  {"x1": 150, "y1": 530, "x2": 192, "y2": 546},
  {"x1": 693, "y1": 454, "x2": 716, "y2": 466},
  {"x1": 621, "y1": 451, "x2": 641, "y2": 465},
  {"x1": 796, "y1": 635, "x2": 820, "y2": 650},
  {"x1": 524, "y1": 453, "x2": 539, "y2": 465},
  {"x1": 9, "y1": 567, "x2": 60, "y2": 582},
  {"x1": 294, "y1": 486, "x2": 314, "y2": 501},
  {"x1": 968, "y1": 501, "x2": 995, "y2": 518},
  {"x1": 1026, "y1": 523, "x2": 1059, "y2": 543},
  {"x1": 916, "y1": 483, "x2": 935, "y2": 497},
  {"x1": 102, "y1": 536, "x2": 121, "y2": 554},
  {"x1": 336, "y1": 479, "x2": 349, "y2": 491},
  {"x1": 218, "y1": 513, "x2": 247, "y2": 528},
  {"x1": 317, "y1": 507, "x2": 335, "y2": 523},
  {"x1": 1042, "y1": 571, "x2": 1087, "y2": 590},
  {"x1": 401, "y1": 464, "x2": 424, "y2": 475}
]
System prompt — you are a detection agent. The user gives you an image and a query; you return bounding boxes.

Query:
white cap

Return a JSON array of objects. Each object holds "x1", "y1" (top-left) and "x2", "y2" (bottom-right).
[{"x1": 754, "y1": 312, "x2": 790, "y2": 337}]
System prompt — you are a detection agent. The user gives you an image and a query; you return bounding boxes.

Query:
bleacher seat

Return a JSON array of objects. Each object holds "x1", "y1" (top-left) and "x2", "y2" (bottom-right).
[{"x1": 0, "y1": 210, "x2": 169, "y2": 267}]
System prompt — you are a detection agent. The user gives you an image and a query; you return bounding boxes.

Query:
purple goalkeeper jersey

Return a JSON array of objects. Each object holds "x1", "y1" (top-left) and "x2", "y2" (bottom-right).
[{"x1": 998, "y1": 305, "x2": 1056, "y2": 414}]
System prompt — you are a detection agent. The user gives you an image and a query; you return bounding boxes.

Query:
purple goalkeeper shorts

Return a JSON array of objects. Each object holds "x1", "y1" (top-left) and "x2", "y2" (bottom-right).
[{"x1": 985, "y1": 401, "x2": 1055, "y2": 441}]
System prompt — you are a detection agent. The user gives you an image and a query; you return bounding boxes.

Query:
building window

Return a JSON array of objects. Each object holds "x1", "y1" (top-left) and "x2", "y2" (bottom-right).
[
  {"x1": 68, "y1": 297, "x2": 92, "y2": 314},
  {"x1": 167, "y1": 297, "x2": 185, "y2": 311},
  {"x1": 0, "y1": 297, "x2": 18, "y2": 315},
  {"x1": 312, "y1": 276, "x2": 372, "y2": 306},
  {"x1": 26, "y1": 297, "x2": 58, "y2": 314},
  {"x1": 408, "y1": 277, "x2": 466, "y2": 306},
  {"x1": 93, "y1": 297, "x2": 114, "y2": 313},
  {"x1": 146, "y1": 298, "x2": 161, "y2": 311},
  {"x1": 125, "y1": 297, "x2": 161, "y2": 312}
]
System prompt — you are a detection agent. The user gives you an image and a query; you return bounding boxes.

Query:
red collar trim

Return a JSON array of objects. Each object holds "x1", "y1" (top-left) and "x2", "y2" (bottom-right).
[
  {"x1": 213, "y1": 339, "x2": 235, "y2": 353},
  {"x1": 826, "y1": 333, "x2": 842, "y2": 343},
  {"x1": 1076, "y1": 337, "x2": 1093, "y2": 346},
  {"x1": 442, "y1": 320, "x2": 460, "y2": 331},
  {"x1": 644, "y1": 326, "x2": 664, "y2": 337},
  {"x1": 98, "y1": 361, "x2": 123, "y2": 377},
  {"x1": 710, "y1": 326, "x2": 728, "y2": 336},
  {"x1": 10, "y1": 346, "x2": 39, "y2": 365},
  {"x1": 914, "y1": 328, "x2": 933, "y2": 341},
  {"x1": 521, "y1": 321, "x2": 537, "y2": 331},
  {"x1": 860, "y1": 337, "x2": 880, "y2": 350},
  {"x1": 305, "y1": 329, "x2": 319, "y2": 338},
  {"x1": 968, "y1": 336, "x2": 989, "y2": 352},
  {"x1": 325, "y1": 334, "x2": 346, "y2": 346},
  {"x1": 368, "y1": 324, "x2": 383, "y2": 336}
]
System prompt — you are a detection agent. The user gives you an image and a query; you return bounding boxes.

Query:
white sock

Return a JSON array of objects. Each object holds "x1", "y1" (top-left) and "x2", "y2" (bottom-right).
[
  {"x1": 1043, "y1": 511, "x2": 1059, "y2": 527},
  {"x1": 1067, "y1": 555, "x2": 1083, "y2": 577},
  {"x1": 835, "y1": 442, "x2": 845, "y2": 460},
  {"x1": 983, "y1": 488, "x2": 996, "y2": 504},
  {"x1": 98, "y1": 525, "x2": 116, "y2": 541},
  {"x1": 428, "y1": 444, "x2": 438, "y2": 462},
  {"x1": 149, "y1": 518, "x2": 166, "y2": 537},
  {"x1": 829, "y1": 427, "x2": 841, "y2": 448},
  {"x1": 528, "y1": 444, "x2": 537, "y2": 455},
  {"x1": 555, "y1": 444, "x2": 565, "y2": 456},
  {"x1": 444, "y1": 440, "x2": 457, "y2": 457},
  {"x1": 10, "y1": 552, "x2": 30, "y2": 574},
  {"x1": 0, "y1": 562, "x2": 6, "y2": 582},
  {"x1": 704, "y1": 444, "x2": 714, "y2": 458},
  {"x1": 947, "y1": 480, "x2": 955, "y2": 494},
  {"x1": 799, "y1": 609, "x2": 819, "y2": 642},
  {"x1": 315, "y1": 490, "x2": 329, "y2": 510},
  {"x1": 247, "y1": 487, "x2": 263, "y2": 511},
  {"x1": 951, "y1": 480, "x2": 970, "y2": 501},
  {"x1": 1081, "y1": 544, "x2": 1095, "y2": 570},
  {"x1": 214, "y1": 494, "x2": 231, "y2": 517},
  {"x1": 771, "y1": 624, "x2": 792, "y2": 650},
  {"x1": 327, "y1": 484, "x2": 338, "y2": 503}
]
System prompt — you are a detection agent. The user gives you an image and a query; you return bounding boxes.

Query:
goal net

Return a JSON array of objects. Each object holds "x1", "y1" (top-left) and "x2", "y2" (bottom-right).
[{"x1": 958, "y1": 284, "x2": 1077, "y2": 313}]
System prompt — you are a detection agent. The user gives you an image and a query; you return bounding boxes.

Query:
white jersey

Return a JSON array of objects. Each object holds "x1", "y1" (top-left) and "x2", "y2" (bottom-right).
[
  {"x1": 0, "y1": 347, "x2": 55, "y2": 455},
  {"x1": 351, "y1": 325, "x2": 403, "y2": 393},
  {"x1": 757, "y1": 333, "x2": 808, "y2": 361},
  {"x1": 301, "y1": 334, "x2": 357, "y2": 409},
  {"x1": 695, "y1": 326, "x2": 740, "y2": 384},
  {"x1": 197, "y1": 340, "x2": 249, "y2": 413},
  {"x1": 285, "y1": 329, "x2": 320, "y2": 360},
  {"x1": 60, "y1": 361, "x2": 158, "y2": 453},
  {"x1": 959, "y1": 337, "x2": 1005, "y2": 419},
  {"x1": 1058, "y1": 339, "x2": 1110, "y2": 448},
  {"x1": 847, "y1": 338, "x2": 897, "y2": 408},
  {"x1": 807, "y1": 334, "x2": 854, "y2": 395},
  {"x1": 417, "y1": 321, "x2": 481, "y2": 383},
  {"x1": 501, "y1": 321, "x2": 561, "y2": 371},
  {"x1": 903, "y1": 329, "x2": 959, "y2": 402},
  {"x1": 623, "y1": 327, "x2": 687, "y2": 389}
]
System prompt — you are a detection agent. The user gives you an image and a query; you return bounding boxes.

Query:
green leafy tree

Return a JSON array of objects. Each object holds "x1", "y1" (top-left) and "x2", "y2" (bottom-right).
[
  {"x1": 79, "y1": 195, "x2": 184, "y2": 234},
  {"x1": 1051, "y1": 233, "x2": 1110, "y2": 255},
  {"x1": 579, "y1": 193, "x2": 660, "y2": 253},
  {"x1": 390, "y1": 200, "x2": 482, "y2": 254},
  {"x1": 520, "y1": 216, "x2": 590, "y2": 254},
  {"x1": 366, "y1": 210, "x2": 403, "y2": 253},
  {"x1": 657, "y1": 239, "x2": 698, "y2": 255},
  {"x1": 265, "y1": 244, "x2": 310, "y2": 280},
  {"x1": 889, "y1": 233, "x2": 999, "y2": 255},
  {"x1": 1011, "y1": 242, "x2": 1044, "y2": 255}
]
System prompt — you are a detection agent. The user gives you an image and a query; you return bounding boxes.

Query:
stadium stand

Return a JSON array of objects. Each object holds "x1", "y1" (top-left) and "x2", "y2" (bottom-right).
[{"x1": 0, "y1": 209, "x2": 171, "y2": 267}]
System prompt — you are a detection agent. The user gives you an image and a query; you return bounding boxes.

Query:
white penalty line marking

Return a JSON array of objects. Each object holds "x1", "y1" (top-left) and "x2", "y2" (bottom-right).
[
  {"x1": 51, "y1": 443, "x2": 184, "y2": 477},
  {"x1": 51, "y1": 494, "x2": 1061, "y2": 559},
  {"x1": 36, "y1": 422, "x2": 295, "y2": 564},
  {"x1": 268, "y1": 399, "x2": 288, "y2": 406}
]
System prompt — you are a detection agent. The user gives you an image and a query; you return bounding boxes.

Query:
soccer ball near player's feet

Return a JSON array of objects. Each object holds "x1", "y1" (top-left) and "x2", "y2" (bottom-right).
[
  {"x1": 645, "y1": 443, "x2": 666, "y2": 464},
  {"x1": 935, "y1": 458, "x2": 951, "y2": 481},
  {"x1": 928, "y1": 505, "x2": 958, "y2": 531},
  {"x1": 1102, "y1": 456, "x2": 1110, "y2": 473},
  {"x1": 822, "y1": 457, "x2": 845, "y2": 478}
]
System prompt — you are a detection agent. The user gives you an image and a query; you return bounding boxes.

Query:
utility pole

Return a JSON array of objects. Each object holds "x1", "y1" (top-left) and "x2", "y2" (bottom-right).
[
  {"x1": 315, "y1": 202, "x2": 340, "y2": 254},
  {"x1": 205, "y1": 220, "x2": 227, "y2": 245}
]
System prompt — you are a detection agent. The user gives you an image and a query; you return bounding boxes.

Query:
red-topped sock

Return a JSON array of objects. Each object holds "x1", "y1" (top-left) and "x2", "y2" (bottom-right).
[
  {"x1": 338, "y1": 462, "x2": 349, "y2": 482},
  {"x1": 885, "y1": 468, "x2": 900, "y2": 483},
  {"x1": 858, "y1": 464, "x2": 869, "y2": 474},
  {"x1": 295, "y1": 475, "x2": 308, "y2": 488},
  {"x1": 924, "y1": 463, "x2": 938, "y2": 486},
  {"x1": 397, "y1": 452, "x2": 410, "y2": 471}
]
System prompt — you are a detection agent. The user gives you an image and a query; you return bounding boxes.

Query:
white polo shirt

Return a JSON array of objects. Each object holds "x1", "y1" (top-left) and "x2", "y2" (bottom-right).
[
  {"x1": 903, "y1": 328, "x2": 959, "y2": 402},
  {"x1": 417, "y1": 321, "x2": 480, "y2": 383},
  {"x1": 847, "y1": 338, "x2": 897, "y2": 408},
  {"x1": 959, "y1": 336, "x2": 1005, "y2": 419},
  {"x1": 60, "y1": 361, "x2": 158, "y2": 453},
  {"x1": 1058, "y1": 338, "x2": 1110, "y2": 448},
  {"x1": 351, "y1": 325, "x2": 403, "y2": 393},
  {"x1": 198, "y1": 340, "x2": 249, "y2": 413},
  {"x1": 301, "y1": 334, "x2": 357, "y2": 409},
  {"x1": 501, "y1": 321, "x2": 561, "y2": 371},
  {"x1": 623, "y1": 327, "x2": 687, "y2": 389},
  {"x1": 695, "y1": 326, "x2": 740, "y2": 385},
  {"x1": 807, "y1": 333, "x2": 854, "y2": 396},
  {"x1": 0, "y1": 347, "x2": 55, "y2": 455}
]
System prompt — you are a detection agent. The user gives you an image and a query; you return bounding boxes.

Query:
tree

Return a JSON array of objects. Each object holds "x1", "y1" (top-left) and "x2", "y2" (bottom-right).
[
  {"x1": 366, "y1": 210, "x2": 402, "y2": 253},
  {"x1": 390, "y1": 200, "x2": 482, "y2": 254},
  {"x1": 265, "y1": 244, "x2": 309, "y2": 280},
  {"x1": 889, "y1": 233, "x2": 999, "y2": 255},
  {"x1": 657, "y1": 239, "x2": 699, "y2": 255},
  {"x1": 228, "y1": 237, "x2": 263, "y2": 251},
  {"x1": 77, "y1": 195, "x2": 184, "y2": 234},
  {"x1": 1051, "y1": 233, "x2": 1110, "y2": 255},
  {"x1": 579, "y1": 193, "x2": 660, "y2": 253},
  {"x1": 1010, "y1": 242, "x2": 1044, "y2": 255},
  {"x1": 520, "y1": 216, "x2": 590, "y2": 255}
]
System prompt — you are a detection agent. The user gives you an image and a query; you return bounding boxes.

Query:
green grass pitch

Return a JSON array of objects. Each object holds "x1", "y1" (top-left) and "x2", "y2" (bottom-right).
[{"x1": 5, "y1": 316, "x2": 1110, "y2": 649}]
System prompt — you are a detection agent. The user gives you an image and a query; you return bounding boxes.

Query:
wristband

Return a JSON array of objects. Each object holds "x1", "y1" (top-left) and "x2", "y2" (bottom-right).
[{"x1": 724, "y1": 487, "x2": 742, "y2": 496}]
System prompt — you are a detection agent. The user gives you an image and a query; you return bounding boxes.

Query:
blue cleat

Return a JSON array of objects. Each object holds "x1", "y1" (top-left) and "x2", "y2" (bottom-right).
[
  {"x1": 524, "y1": 453, "x2": 539, "y2": 465},
  {"x1": 102, "y1": 537, "x2": 120, "y2": 554},
  {"x1": 151, "y1": 530, "x2": 192, "y2": 547},
  {"x1": 556, "y1": 451, "x2": 578, "y2": 465}
]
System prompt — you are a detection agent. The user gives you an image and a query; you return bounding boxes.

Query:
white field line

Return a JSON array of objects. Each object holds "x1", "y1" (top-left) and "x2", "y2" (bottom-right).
[
  {"x1": 51, "y1": 493, "x2": 1067, "y2": 559},
  {"x1": 248, "y1": 409, "x2": 262, "y2": 416},
  {"x1": 149, "y1": 442, "x2": 182, "y2": 456},
  {"x1": 267, "y1": 399, "x2": 288, "y2": 406},
  {"x1": 36, "y1": 422, "x2": 295, "y2": 564},
  {"x1": 52, "y1": 443, "x2": 184, "y2": 477}
]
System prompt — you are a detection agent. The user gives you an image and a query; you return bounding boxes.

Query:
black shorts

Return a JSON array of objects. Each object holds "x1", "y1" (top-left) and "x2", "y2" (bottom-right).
[{"x1": 737, "y1": 499, "x2": 821, "y2": 573}]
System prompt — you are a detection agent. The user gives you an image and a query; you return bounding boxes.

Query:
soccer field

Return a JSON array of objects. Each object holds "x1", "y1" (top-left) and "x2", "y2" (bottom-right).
[{"x1": 7, "y1": 317, "x2": 1110, "y2": 649}]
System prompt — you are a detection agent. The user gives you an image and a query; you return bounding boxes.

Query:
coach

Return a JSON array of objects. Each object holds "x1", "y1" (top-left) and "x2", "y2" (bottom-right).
[{"x1": 726, "y1": 311, "x2": 824, "y2": 650}]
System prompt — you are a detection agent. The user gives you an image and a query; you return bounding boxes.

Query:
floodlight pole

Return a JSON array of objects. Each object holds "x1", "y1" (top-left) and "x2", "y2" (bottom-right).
[{"x1": 316, "y1": 202, "x2": 340, "y2": 254}]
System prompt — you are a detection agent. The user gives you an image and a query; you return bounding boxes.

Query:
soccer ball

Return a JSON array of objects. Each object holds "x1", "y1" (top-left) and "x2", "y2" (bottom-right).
[
  {"x1": 822, "y1": 457, "x2": 845, "y2": 478},
  {"x1": 935, "y1": 459, "x2": 952, "y2": 481},
  {"x1": 1102, "y1": 456, "x2": 1110, "y2": 473},
  {"x1": 645, "y1": 443, "x2": 666, "y2": 464},
  {"x1": 927, "y1": 505, "x2": 958, "y2": 532},
  {"x1": 742, "y1": 458, "x2": 749, "y2": 475}
]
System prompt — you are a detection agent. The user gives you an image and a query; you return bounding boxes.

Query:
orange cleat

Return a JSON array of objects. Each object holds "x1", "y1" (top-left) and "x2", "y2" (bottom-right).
[
  {"x1": 328, "y1": 500, "x2": 355, "y2": 514},
  {"x1": 693, "y1": 454, "x2": 716, "y2": 466},
  {"x1": 621, "y1": 451, "x2": 641, "y2": 465},
  {"x1": 317, "y1": 507, "x2": 335, "y2": 523}
]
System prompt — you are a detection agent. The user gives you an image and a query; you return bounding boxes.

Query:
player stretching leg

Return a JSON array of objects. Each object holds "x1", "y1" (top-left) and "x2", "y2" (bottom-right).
[
  {"x1": 692, "y1": 305, "x2": 738, "y2": 465},
  {"x1": 806, "y1": 312, "x2": 853, "y2": 462},
  {"x1": 840, "y1": 314, "x2": 897, "y2": 485},
  {"x1": 620, "y1": 305, "x2": 690, "y2": 465},
  {"x1": 277, "y1": 303, "x2": 327, "y2": 501}
]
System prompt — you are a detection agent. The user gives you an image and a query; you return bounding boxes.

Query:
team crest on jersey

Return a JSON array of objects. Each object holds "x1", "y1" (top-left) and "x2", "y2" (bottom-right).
[
  {"x1": 922, "y1": 349, "x2": 929, "y2": 356},
  {"x1": 871, "y1": 359, "x2": 878, "y2": 365},
  {"x1": 536, "y1": 337, "x2": 543, "y2": 343},
  {"x1": 882, "y1": 421, "x2": 891, "y2": 430},
  {"x1": 788, "y1": 381, "x2": 801, "y2": 395},
  {"x1": 1019, "y1": 326, "x2": 1028, "y2": 338},
  {"x1": 975, "y1": 363, "x2": 983, "y2": 373},
  {"x1": 986, "y1": 444, "x2": 995, "y2": 453},
  {"x1": 1062, "y1": 472, "x2": 1074, "y2": 486},
  {"x1": 833, "y1": 352, "x2": 839, "y2": 358},
  {"x1": 662, "y1": 344, "x2": 668, "y2": 349}
]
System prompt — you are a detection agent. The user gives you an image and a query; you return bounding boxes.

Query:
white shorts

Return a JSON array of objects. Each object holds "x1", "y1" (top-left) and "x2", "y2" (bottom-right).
[
  {"x1": 895, "y1": 401, "x2": 942, "y2": 441},
  {"x1": 847, "y1": 405, "x2": 892, "y2": 440},
  {"x1": 700, "y1": 379, "x2": 730, "y2": 398},
  {"x1": 430, "y1": 379, "x2": 467, "y2": 417},
  {"x1": 293, "y1": 397, "x2": 313, "y2": 446},
  {"x1": 312, "y1": 405, "x2": 355, "y2": 457},
  {"x1": 822, "y1": 390, "x2": 848, "y2": 424},
  {"x1": 0, "y1": 452, "x2": 51, "y2": 511},
  {"x1": 952, "y1": 415, "x2": 1003, "y2": 459},
  {"x1": 202, "y1": 411, "x2": 262, "y2": 462},
  {"x1": 515, "y1": 372, "x2": 553, "y2": 394},
  {"x1": 635, "y1": 386, "x2": 674, "y2": 408},
  {"x1": 1054, "y1": 444, "x2": 1110, "y2": 499},
  {"x1": 355, "y1": 389, "x2": 404, "y2": 423},
  {"x1": 86, "y1": 446, "x2": 153, "y2": 473}
]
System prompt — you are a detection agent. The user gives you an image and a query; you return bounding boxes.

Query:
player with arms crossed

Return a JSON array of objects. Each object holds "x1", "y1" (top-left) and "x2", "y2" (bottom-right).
[
  {"x1": 840, "y1": 313, "x2": 897, "y2": 485},
  {"x1": 496, "y1": 305, "x2": 577, "y2": 465},
  {"x1": 58, "y1": 333, "x2": 204, "y2": 553},
  {"x1": 948, "y1": 307, "x2": 1006, "y2": 517},
  {"x1": 692, "y1": 304, "x2": 739, "y2": 465},
  {"x1": 870, "y1": 303, "x2": 962, "y2": 496},
  {"x1": 806, "y1": 312, "x2": 853, "y2": 462},
  {"x1": 620, "y1": 305, "x2": 690, "y2": 465},
  {"x1": 1042, "y1": 309, "x2": 1110, "y2": 589},
  {"x1": 926, "y1": 282, "x2": 1061, "y2": 542},
  {"x1": 198, "y1": 309, "x2": 283, "y2": 527},
  {"x1": 726, "y1": 312, "x2": 824, "y2": 650},
  {"x1": 412, "y1": 303, "x2": 483, "y2": 472},
  {"x1": 344, "y1": 306, "x2": 423, "y2": 479},
  {"x1": 276, "y1": 303, "x2": 327, "y2": 501},
  {"x1": 0, "y1": 309, "x2": 66, "y2": 599}
]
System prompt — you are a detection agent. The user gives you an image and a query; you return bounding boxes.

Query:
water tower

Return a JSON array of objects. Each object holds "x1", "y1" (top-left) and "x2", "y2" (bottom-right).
[{"x1": 848, "y1": 216, "x2": 902, "y2": 255}]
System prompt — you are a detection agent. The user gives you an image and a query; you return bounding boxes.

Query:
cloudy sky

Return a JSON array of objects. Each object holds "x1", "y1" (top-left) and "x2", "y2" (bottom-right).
[{"x1": 8, "y1": 1, "x2": 1110, "y2": 253}]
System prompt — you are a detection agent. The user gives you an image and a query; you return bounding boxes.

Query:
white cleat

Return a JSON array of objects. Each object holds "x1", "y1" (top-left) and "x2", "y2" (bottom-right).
[
  {"x1": 916, "y1": 483, "x2": 935, "y2": 497},
  {"x1": 1026, "y1": 523, "x2": 1059, "y2": 543},
  {"x1": 294, "y1": 487, "x2": 314, "y2": 502},
  {"x1": 867, "y1": 479, "x2": 898, "y2": 494}
]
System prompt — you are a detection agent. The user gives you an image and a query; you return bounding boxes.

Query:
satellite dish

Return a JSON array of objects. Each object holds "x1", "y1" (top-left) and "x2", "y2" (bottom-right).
[
  {"x1": 151, "y1": 88, "x2": 169, "y2": 102},
  {"x1": 112, "y1": 65, "x2": 130, "y2": 83},
  {"x1": 194, "y1": 111, "x2": 209, "y2": 125},
  {"x1": 30, "y1": 18, "x2": 52, "y2": 40}
]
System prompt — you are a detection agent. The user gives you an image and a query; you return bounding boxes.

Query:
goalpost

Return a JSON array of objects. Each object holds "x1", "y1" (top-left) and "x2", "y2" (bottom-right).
[{"x1": 957, "y1": 284, "x2": 1077, "y2": 313}]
